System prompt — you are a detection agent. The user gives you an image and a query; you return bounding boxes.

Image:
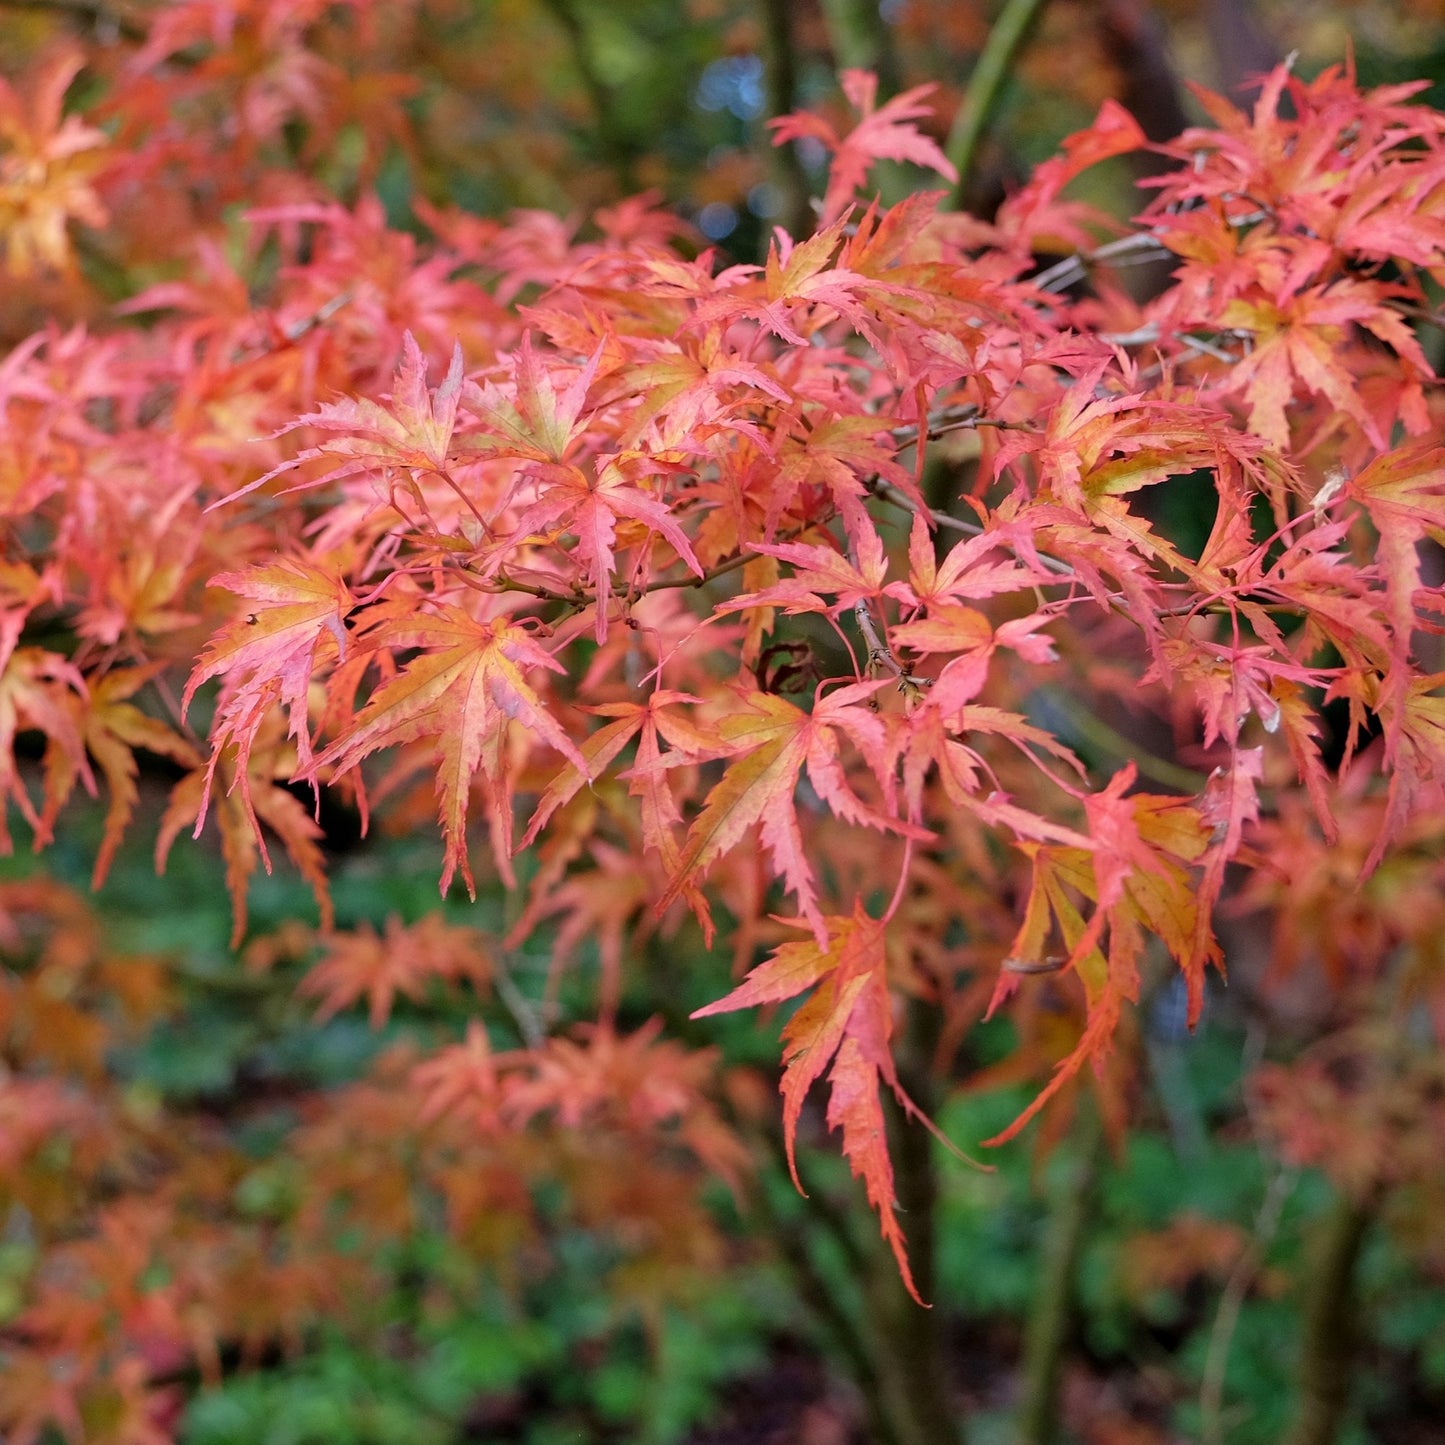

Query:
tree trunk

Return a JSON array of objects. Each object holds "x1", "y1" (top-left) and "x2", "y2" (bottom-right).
[
  {"x1": 1281, "y1": 1187, "x2": 1378, "y2": 1445},
  {"x1": 758, "y1": 0, "x2": 816, "y2": 241}
]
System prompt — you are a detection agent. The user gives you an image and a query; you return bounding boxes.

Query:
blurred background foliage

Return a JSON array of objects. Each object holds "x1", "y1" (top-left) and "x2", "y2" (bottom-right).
[
  {"x1": 3, "y1": 1, "x2": 1445, "y2": 1443},
  {"x1": 9, "y1": 806, "x2": 1445, "y2": 1444},
  {"x1": 4, "y1": 0, "x2": 1445, "y2": 327}
]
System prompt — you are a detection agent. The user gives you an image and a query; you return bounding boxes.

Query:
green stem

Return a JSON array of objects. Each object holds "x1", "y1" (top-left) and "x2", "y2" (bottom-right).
[
  {"x1": 1016, "y1": 1097, "x2": 1104, "y2": 1445},
  {"x1": 818, "y1": 0, "x2": 903, "y2": 96},
  {"x1": 943, "y1": 0, "x2": 1053, "y2": 210}
]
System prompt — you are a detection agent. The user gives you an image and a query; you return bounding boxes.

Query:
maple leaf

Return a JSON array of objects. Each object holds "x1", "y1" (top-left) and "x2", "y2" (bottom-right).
[
  {"x1": 0, "y1": 48, "x2": 109, "y2": 278},
  {"x1": 158, "y1": 712, "x2": 333, "y2": 948},
  {"x1": 232, "y1": 333, "x2": 467, "y2": 500},
  {"x1": 300, "y1": 914, "x2": 492, "y2": 1028},
  {"x1": 996, "y1": 99, "x2": 1145, "y2": 252},
  {"x1": 610, "y1": 332, "x2": 792, "y2": 447},
  {"x1": 893, "y1": 602, "x2": 1058, "y2": 716},
  {"x1": 492, "y1": 451, "x2": 702, "y2": 639},
  {"x1": 723, "y1": 525, "x2": 889, "y2": 617},
  {"x1": 40, "y1": 667, "x2": 203, "y2": 889},
  {"x1": 1269, "y1": 678, "x2": 1337, "y2": 841},
  {"x1": 1367, "y1": 674, "x2": 1445, "y2": 874},
  {"x1": 185, "y1": 559, "x2": 353, "y2": 786},
  {"x1": 1219, "y1": 282, "x2": 1432, "y2": 453},
  {"x1": 1346, "y1": 442, "x2": 1445, "y2": 694},
  {"x1": 694, "y1": 904, "x2": 925, "y2": 1302},
  {"x1": 770, "y1": 70, "x2": 957, "y2": 225},
  {"x1": 764, "y1": 412, "x2": 923, "y2": 538},
  {"x1": 311, "y1": 608, "x2": 588, "y2": 897},
  {"x1": 656, "y1": 682, "x2": 914, "y2": 945},
  {"x1": 0, "y1": 649, "x2": 91, "y2": 853},
  {"x1": 413, "y1": 1020, "x2": 511, "y2": 1129},
  {"x1": 508, "y1": 838, "x2": 655, "y2": 1019},
  {"x1": 886, "y1": 511, "x2": 1051, "y2": 612},
  {"x1": 1194, "y1": 746, "x2": 1262, "y2": 931},
  {"x1": 985, "y1": 774, "x2": 1222, "y2": 1140},
  {"x1": 686, "y1": 218, "x2": 890, "y2": 354},
  {"x1": 501, "y1": 1020, "x2": 750, "y2": 1188},
  {"x1": 467, "y1": 332, "x2": 604, "y2": 464},
  {"x1": 522, "y1": 689, "x2": 718, "y2": 901},
  {"x1": 0, "y1": 1345, "x2": 85, "y2": 1445}
]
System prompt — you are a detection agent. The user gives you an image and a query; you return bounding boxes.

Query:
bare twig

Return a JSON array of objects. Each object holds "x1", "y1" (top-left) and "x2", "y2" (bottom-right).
[
  {"x1": 1032, "y1": 231, "x2": 1174, "y2": 294},
  {"x1": 492, "y1": 955, "x2": 547, "y2": 1048}
]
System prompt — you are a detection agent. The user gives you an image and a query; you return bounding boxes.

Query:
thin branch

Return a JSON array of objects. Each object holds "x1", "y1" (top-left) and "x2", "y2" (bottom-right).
[
  {"x1": 1199, "y1": 1165, "x2": 1297, "y2": 1445},
  {"x1": 492, "y1": 955, "x2": 547, "y2": 1049},
  {"x1": 866, "y1": 476, "x2": 1077, "y2": 584},
  {"x1": 645, "y1": 545, "x2": 763, "y2": 592},
  {"x1": 1032, "y1": 231, "x2": 1174, "y2": 294},
  {"x1": 853, "y1": 597, "x2": 931, "y2": 699}
]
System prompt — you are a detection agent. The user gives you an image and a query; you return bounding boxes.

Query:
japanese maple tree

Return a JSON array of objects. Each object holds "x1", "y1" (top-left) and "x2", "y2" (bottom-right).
[{"x1": 2, "y1": 2, "x2": 1445, "y2": 1438}]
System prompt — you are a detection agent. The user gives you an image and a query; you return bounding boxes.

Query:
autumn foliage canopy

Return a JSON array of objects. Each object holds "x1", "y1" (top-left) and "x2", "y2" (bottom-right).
[{"x1": 3, "y1": 3, "x2": 1445, "y2": 1435}]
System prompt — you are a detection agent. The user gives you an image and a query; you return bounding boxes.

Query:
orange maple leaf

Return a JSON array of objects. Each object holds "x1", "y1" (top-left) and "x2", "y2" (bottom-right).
[
  {"x1": 0, "y1": 48, "x2": 109, "y2": 278},
  {"x1": 656, "y1": 681, "x2": 912, "y2": 944},
  {"x1": 694, "y1": 904, "x2": 927, "y2": 1303},
  {"x1": 311, "y1": 607, "x2": 588, "y2": 896},
  {"x1": 0, "y1": 648, "x2": 90, "y2": 853},
  {"x1": 300, "y1": 913, "x2": 492, "y2": 1027},
  {"x1": 41, "y1": 667, "x2": 203, "y2": 888},
  {"x1": 185, "y1": 558, "x2": 353, "y2": 785},
  {"x1": 158, "y1": 711, "x2": 332, "y2": 948}
]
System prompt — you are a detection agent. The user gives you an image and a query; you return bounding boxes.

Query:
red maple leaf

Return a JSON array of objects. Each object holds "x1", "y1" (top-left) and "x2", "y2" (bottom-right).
[
  {"x1": 185, "y1": 558, "x2": 352, "y2": 786},
  {"x1": 770, "y1": 70, "x2": 957, "y2": 225}
]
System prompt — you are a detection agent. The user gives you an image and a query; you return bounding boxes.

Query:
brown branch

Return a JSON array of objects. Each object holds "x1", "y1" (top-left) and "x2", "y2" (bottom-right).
[{"x1": 1281, "y1": 1187, "x2": 1380, "y2": 1445}]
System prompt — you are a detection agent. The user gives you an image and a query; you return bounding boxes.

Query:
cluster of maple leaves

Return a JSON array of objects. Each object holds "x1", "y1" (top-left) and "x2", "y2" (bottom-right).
[
  {"x1": 0, "y1": 879, "x2": 745, "y2": 1443},
  {"x1": 4, "y1": 0, "x2": 1445, "y2": 1431}
]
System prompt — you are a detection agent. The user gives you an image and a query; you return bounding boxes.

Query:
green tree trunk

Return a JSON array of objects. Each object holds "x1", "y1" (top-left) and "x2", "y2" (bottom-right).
[{"x1": 1016, "y1": 1098, "x2": 1105, "y2": 1445}]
